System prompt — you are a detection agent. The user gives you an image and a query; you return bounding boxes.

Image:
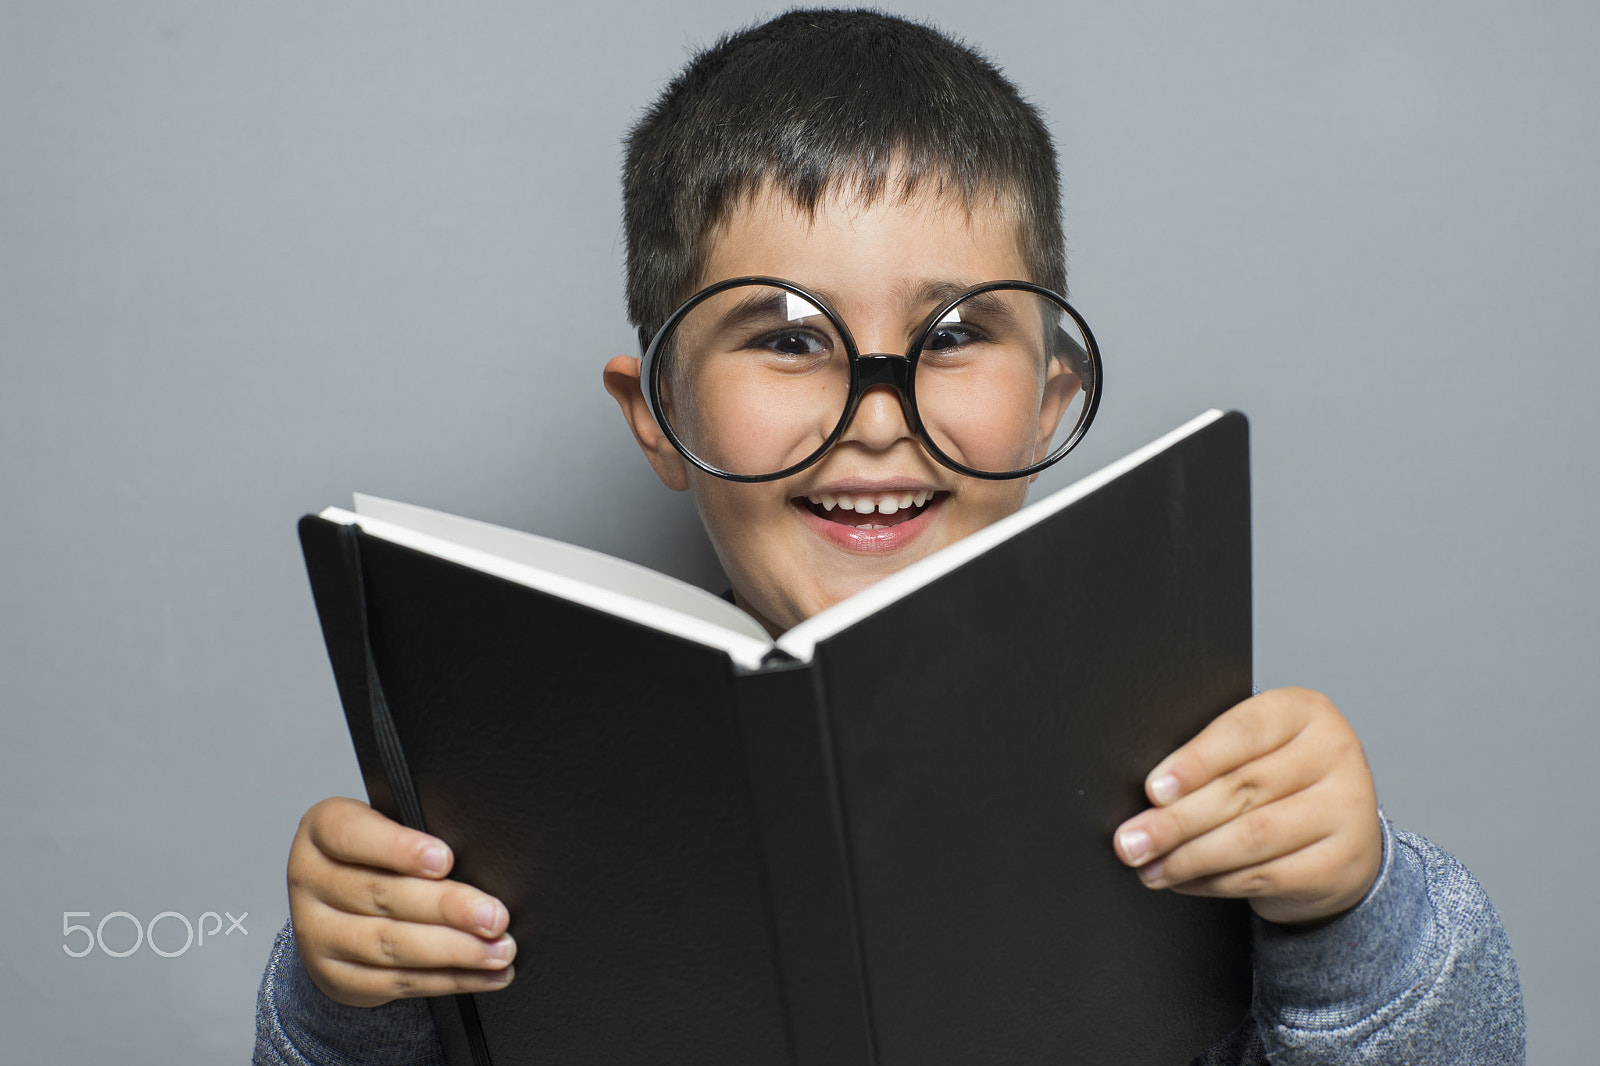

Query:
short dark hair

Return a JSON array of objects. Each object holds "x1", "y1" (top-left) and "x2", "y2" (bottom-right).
[{"x1": 622, "y1": 8, "x2": 1065, "y2": 351}]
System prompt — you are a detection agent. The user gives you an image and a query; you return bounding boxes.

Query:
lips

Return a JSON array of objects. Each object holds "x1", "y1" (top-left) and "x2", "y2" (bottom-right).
[{"x1": 791, "y1": 490, "x2": 947, "y2": 552}]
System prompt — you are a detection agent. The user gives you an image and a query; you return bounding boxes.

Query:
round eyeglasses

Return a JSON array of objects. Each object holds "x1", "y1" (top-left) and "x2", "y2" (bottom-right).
[{"x1": 641, "y1": 276, "x2": 1102, "y2": 482}]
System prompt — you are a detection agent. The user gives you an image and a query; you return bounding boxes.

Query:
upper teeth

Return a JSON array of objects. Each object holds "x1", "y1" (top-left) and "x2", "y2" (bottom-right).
[{"x1": 805, "y1": 490, "x2": 934, "y2": 514}]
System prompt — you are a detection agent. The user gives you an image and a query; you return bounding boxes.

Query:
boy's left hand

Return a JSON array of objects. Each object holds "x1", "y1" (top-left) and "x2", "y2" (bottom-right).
[{"x1": 1112, "y1": 687, "x2": 1383, "y2": 926}]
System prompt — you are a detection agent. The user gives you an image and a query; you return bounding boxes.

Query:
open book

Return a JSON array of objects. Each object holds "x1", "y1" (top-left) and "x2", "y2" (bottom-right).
[{"x1": 298, "y1": 409, "x2": 1254, "y2": 1066}]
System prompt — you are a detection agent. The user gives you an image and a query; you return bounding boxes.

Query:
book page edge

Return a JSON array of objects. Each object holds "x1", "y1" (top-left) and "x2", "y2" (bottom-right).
[
  {"x1": 349, "y1": 494, "x2": 770, "y2": 643},
  {"x1": 318, "y1": 507, "x2": 776, "y2": 671}
]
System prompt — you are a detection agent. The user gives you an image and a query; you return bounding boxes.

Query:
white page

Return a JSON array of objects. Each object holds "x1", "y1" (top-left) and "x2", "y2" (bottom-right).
[{"x1": 326, "y1": 497, "x2": 776, "y2": 669}]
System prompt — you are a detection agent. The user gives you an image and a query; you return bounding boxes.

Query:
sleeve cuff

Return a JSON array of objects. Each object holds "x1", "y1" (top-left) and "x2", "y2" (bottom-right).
[
  {"x1": 254, "y1": 918, "x2": 446, "y2": 1066},
  {"x1": 1250, "y1": 809, "x2": 1436, "y2": 1029}
]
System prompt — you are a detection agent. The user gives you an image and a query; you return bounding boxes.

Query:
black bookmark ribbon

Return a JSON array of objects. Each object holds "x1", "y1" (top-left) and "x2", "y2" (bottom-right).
[{"x1": 338, "y1": 524, "x2": 496, "y2": 1066}]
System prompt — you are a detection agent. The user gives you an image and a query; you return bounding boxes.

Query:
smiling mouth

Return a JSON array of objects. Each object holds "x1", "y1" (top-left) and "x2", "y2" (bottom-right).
[{"x1": 796, "y1": 490, "x2": 946, "y2": 529}]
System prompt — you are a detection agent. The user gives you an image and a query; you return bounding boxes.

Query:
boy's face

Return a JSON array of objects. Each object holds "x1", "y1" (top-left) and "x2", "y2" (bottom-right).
[{"x1": 607, "y1": 185, "x2": 1055, "y2": 634}]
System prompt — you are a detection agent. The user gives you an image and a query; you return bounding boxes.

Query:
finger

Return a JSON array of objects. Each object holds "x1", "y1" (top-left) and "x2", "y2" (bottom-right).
[
  {"x1": 311, "y1": 959, "x2": 516, "y2": 1007},
  {"x1": 308, "y1": 904, "x2": 518, "y2": 972},
  {"x1": 296, "y1": 853, "x2": 510, "y2": 937},
  {"x1": 1144, "y1": 688, "x2": 1328, "y2": 806},
  {"x1": 1162, "y1": 834, "x2": 1376, "y2": 925},
  {"x1": 1161, "y1": 839, "x2": 1347, "y2": 903},
  {"x1": 1115, "y1": 723, "x2": 1326, "y2": 866},
  {"x1": 303, "y1": 797, "x2": 454, "y2": 878},
  {"x1": 1133, "y1": 784, "x2": 1336, "y2": 890}
]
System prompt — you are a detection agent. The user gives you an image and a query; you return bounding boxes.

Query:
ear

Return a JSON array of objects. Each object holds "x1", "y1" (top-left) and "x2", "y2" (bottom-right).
[
  {"x1": 603, "y1": 355, "x2": 690, "y2": 491},
  {"x1": 1032, "y1": 363, "x2": 1084, "y2": 468}
]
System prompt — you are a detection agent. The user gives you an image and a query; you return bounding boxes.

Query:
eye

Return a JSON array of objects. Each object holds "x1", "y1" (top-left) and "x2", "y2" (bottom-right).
[
  {"x1": 754, "y1": 330, "x2": 829, "y2": 357},
  {"x1": 924, "y1": 324, "x2": 982, "y2": 351}
]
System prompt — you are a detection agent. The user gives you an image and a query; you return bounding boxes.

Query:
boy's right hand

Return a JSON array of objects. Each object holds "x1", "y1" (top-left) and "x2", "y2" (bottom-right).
[{"x1": 287, "y1": 797, "x2": 516, "y2": 1008}]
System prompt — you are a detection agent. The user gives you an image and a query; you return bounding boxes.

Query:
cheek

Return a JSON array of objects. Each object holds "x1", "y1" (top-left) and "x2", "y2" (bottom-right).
[
  {"x1": 919, "y1": 372, "x2": 1045, "y2": 472},
  {"x1": 669, "y1": 361, "x2": 845, "y2": 478},
  {"x1": 687, "y1": 477, "x2": 795, "y2": 577},
  {"x1": 940, "y1": 478, "x2": 1030, "y2": 541}
]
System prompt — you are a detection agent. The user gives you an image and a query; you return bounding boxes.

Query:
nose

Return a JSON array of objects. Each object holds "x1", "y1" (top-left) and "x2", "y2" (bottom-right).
[{"x1": 839, "y1": 354, "x2": 919, "y2": 449}]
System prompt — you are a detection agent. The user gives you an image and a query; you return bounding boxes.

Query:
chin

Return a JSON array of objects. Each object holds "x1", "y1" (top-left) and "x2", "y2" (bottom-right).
[{"x1": 800, "y1": 568, "x2": 899, "y2": 619}]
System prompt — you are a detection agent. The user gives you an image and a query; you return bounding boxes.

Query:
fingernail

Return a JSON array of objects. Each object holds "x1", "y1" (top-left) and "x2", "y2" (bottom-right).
[
  {"x1": 420, "y1": 842, "x2": 450, "y2": 875},
  {"x1": 474, "y1": 900, "x2": 504, "y2": 936},
  {"x1": 485, "y1": 935, "x2": 515, "y2": 963},
  {"x1": 1138, "y1": 861, "x2": 1165, "y2": 887},
  {"x1": 492, "y1": 965, "x2": 515, "y2": 986},
  {"x1": 1117, "y1": 828, "x2": 1151, "y2": 864},
  {"x1": 1149, "y1": 773, "x2": 1181, "y2": 805},
  {"x1": 422, "y1": 838, "x2": 454, "y2": 870}
]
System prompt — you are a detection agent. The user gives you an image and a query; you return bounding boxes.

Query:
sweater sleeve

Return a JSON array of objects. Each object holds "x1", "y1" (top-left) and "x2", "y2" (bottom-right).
[
  {"x1": 1248, "y1": 812, "x2": 1525, "y2": 1064},
  {"x1": 253, "y1": 918, "x2": 447, "y2": 1066}
]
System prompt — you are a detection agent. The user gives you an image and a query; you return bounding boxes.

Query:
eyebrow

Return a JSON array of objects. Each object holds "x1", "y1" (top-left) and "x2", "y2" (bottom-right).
[
  {"x1": 709, "y1": 289, "x2": 819, "y2": 338},
  {"x1": 938, "y1": 288, "x2": 1016, "y2": 327},
  {"x1": 906, "y1": 279, "x2": 983, "y2": 308},
  {"x1": 705, "y1": 278, "x2": 1029, "y2": 343}
]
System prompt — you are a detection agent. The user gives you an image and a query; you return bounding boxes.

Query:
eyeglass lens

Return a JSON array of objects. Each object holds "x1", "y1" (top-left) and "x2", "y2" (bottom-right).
[{"x1": 654, "y1": 282, "x2": 1095, "y2": 479}]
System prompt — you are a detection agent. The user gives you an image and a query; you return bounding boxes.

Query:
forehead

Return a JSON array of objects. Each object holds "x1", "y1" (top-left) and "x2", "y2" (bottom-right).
[{"x1": 696, "y1": 182, "x2": 1031, "y2": 312}]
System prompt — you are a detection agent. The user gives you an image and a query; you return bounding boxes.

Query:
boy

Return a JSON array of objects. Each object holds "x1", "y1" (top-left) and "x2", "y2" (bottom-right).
[{"x1": 255, "y1": 10, "x2": 1523, "y2": 1064}]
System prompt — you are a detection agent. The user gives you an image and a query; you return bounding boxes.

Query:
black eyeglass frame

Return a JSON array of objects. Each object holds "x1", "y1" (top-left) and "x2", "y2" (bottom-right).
[{"x1": 640, "y1": 275, "x2": 1103, "y2": 483}]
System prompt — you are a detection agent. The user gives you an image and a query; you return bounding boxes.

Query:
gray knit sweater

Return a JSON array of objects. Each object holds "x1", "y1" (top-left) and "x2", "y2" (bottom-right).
[{"x1": 253, "y1": 815, "x2": 1525, "y2": 1064}]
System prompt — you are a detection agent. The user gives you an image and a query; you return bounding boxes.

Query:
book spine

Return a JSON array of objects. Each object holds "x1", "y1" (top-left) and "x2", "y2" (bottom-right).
[
  {"x1": 734, "y1": 663, "x2": 876, "y2": 1066},
  {"x1": 298, "y1": 516, "x2": 493, "y2": 1066},
  {"x1": 298, "y1": 515, "x2": 403, "y2": 823}
]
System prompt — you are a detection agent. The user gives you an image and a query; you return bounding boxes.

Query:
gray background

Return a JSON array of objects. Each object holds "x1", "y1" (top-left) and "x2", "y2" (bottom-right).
[{"x1": 2, "y1": 1, "x2": 1594, "y2": 1061}]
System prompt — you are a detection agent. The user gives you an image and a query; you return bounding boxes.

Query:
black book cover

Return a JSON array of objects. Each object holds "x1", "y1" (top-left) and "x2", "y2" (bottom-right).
[{"x1": 298, "y1": 410, "x2": 1255, "y2": 1065}]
